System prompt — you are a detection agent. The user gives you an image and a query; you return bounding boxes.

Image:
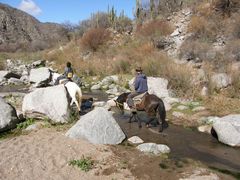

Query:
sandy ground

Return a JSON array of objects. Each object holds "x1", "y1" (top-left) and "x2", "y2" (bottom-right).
[
  {"x1": 0, "y1": 128, "x2": 134, "y2": 180},
  {"x1": 0, "y1": 127, "x2": 236, "y2": 180}
]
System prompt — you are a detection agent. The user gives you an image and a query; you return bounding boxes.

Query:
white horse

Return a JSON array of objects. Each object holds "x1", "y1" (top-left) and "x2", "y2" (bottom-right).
[{"x1": 52, "y1": 72, "x2": 82, "y2": 112}]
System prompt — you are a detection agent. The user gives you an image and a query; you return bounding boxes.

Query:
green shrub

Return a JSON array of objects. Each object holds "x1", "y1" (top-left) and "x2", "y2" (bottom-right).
[
  {"x1": 16, "y1": 118, "x2": 35, "y2": 129},
  {"x1": 69, "y1": 156, "x2": 94, "y2": 172}
]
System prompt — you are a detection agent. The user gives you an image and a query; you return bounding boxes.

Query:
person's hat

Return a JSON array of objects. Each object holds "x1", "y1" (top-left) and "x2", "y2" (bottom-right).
[{"x1": 135, "y1": 67, "x2": 143, "y2": 72}]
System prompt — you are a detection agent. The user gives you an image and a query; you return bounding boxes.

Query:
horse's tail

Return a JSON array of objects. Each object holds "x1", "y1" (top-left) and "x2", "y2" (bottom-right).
[{"x1": 156, "y1": 99, "x2": 167, "y2": 132}]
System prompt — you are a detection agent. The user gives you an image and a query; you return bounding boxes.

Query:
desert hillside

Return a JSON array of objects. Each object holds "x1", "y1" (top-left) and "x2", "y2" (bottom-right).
[{"x1": 0, "y1": 3, "x2": 69, "y2": 52}]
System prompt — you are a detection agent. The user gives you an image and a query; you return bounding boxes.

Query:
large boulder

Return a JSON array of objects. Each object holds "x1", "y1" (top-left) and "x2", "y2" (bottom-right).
[
  {"x1": 212, "y1": 114, "x2": 240, "y2": 147},
  {"x1": 129, "y1": 77, "x2": 170, "y2": 98},
  {"x1": 29, "y1": 67, "x2": 51, "y2": 87},
  {"x1": 0, "y1": 97, "x2": 20, "y2": 132},
  {"x1": 22, "y1": 85, "x2": 71, "y2": 123},
  {"x1": 66, "y1": 107, "x2": 125, "y2": 144},
  {"x1": 148, "y1": 77, "x2": 170, "y2": 98}
]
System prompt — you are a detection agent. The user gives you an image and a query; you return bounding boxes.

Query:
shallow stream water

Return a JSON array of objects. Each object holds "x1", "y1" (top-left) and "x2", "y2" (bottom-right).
[{"x1": 89, "y1": 90, "x2": 240, "y2": 174}]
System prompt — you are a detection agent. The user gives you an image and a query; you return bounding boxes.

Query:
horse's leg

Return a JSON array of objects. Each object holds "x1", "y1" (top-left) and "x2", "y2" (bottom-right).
[
  {"x1": 133, "y1": 112, "x2": 141, "y2": 128},
  {"x1": 146, "y1": 117, "x2": 155, "y2": 128},
  {"x1": 137, "y1": 115, "x2": 142, "y2": 128},
  {"x1": 77, "y1": 89, "x2": 82, "y2": 112},
  {"x1": 75, "y1": 98, "x2": 81, "y2": 112},
  {"x1": 128, "y1": 113, "x2": 134, "y2": 123}
]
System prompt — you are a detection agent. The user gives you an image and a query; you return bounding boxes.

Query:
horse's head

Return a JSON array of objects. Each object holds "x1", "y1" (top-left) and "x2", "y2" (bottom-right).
[{"x1": 114, "y1": 92, "x2": 130, "y2": 111}]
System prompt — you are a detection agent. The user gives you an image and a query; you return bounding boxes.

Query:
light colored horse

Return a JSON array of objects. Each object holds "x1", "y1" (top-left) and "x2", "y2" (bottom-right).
[{"x1": 52, "y1": 72, "x2": 82, "y2": 112}]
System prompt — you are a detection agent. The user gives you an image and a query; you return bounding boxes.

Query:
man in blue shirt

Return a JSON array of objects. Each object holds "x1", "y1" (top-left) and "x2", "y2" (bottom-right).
[{"x1": 127, "y1": 67, "x2": 148, "y2": 109}]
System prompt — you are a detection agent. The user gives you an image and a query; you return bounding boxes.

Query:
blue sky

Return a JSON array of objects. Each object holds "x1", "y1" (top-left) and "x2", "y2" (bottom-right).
[{"x1": 1, "y1": 0, "x2": 136, "y2": 24}]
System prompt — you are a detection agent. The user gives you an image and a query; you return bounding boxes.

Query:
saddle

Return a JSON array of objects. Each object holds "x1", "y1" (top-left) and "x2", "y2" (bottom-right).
[{"x1": 132, "y1": 92, "x2": 148, "y2": 109}]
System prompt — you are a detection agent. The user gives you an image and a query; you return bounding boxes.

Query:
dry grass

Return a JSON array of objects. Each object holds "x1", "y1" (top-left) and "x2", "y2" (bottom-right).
[
  {"x1": 224, "y1": 40, "x2": 240, "y2": 61},
  {"x1": 188, "y1": 15, "x2": 218, "y2": 41},
  {"x1": 180, "y1": 40, "x2": 212, "y2": 61},
  {"x1": 136, "y1": 19, "x2": 174, "y2": 39},
  {"x1": 204, "y1": 95, "x2": 240, "y2": 116},
  {"x1": 195, "y1": 1, "x2": 213, "y2": 16}
]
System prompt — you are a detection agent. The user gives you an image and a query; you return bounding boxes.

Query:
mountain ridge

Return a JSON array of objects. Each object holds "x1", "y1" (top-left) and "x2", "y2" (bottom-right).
[{"x1": 0, "y1": 3, "x2": 69, "y2": 52}]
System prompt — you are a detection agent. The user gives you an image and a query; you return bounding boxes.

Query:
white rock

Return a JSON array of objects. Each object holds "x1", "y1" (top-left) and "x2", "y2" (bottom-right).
[
  {"x1": 128, "y1": 136, "x2": 144, "y2": 144},
  {"x1": 213, "y1": 114, "x2": 240, "y2": 147},
  {"x1": 0, "y1": 97, "x2": 20, "y2": 132},
  {"x1": 172, "y1": 112, "x2": 185, "y2": 118},
  {"x1": 177, "y1": 105, "x2": 188, "y2": 110},
  {"x1": 90, "y1": 84, "x2": 101, "y2": 90},
  {"x1": 192, "y1": 106, "x2": 206, "y2": 112},
  {"x1": 137, "y1": 143, "x2": 170, "y2": 155},
  {"x1": 198, "y1": 125, "x2": 212, "y2": 134},
  {"x1": 66, "y1": 107, "x2": 125, "y2": 144},
  {"x1": 22, "y1": 85, "x2": 71, "y2": 123},
  {"x1": 211, "y1": 73, "x2": 231, "y2": 89}
]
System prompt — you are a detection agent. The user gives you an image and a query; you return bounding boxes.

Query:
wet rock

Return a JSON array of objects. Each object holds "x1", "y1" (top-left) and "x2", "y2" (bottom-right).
[
  {"x1": 22, "y1": 85, "x2": 71, "y2": 123},
  {"x1": 66, "y1": 107, "x2": 125, "y2": 144},
  {"x1": 137, "y1": 143, "x2": 170, "y2": 155},
  {"x1": 0, "y1": 97, "x2": 20, "y2": 132},
  {"x1": 212, "y1": 114, "x2": 240, "y2": 147}
]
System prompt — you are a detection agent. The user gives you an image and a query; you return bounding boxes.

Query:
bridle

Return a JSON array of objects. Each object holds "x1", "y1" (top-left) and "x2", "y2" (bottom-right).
[{"x1": 114, "y1": 100, "x2": 124, "y2": 109}]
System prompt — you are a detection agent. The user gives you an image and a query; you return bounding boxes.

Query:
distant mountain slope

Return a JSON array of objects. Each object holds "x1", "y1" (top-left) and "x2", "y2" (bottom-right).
[{"x1": 0, "y1": 3, "x2": 69, "y2": 52}]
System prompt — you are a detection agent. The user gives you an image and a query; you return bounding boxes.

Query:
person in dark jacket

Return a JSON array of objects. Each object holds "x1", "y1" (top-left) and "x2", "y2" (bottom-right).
[
  {"x1": 54, "y1": 61, "x2": 74, "y2": 85},
  {"x1": 127, "y1": 67, "x2": 148, "y2": 109}
]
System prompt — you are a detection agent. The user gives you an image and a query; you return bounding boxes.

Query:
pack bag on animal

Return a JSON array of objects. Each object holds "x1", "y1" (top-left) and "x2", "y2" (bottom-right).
[{"x1": 66, "y1": 68, "x2": 73, "y2": 79}]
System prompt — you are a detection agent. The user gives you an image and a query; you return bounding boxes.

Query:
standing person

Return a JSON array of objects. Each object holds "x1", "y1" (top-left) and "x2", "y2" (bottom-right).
[
  {"x1": 54, "y1": 61, "x2": 74, "y2": 85},
  {"x1": 127, "y1": 67, "x2": 148, "y2": 109}
]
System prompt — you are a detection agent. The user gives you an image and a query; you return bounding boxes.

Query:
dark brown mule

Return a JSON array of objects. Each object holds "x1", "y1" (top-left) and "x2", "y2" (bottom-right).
[{"x1": 115, "y1": 92, "x2": 167, "y2": 132}]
